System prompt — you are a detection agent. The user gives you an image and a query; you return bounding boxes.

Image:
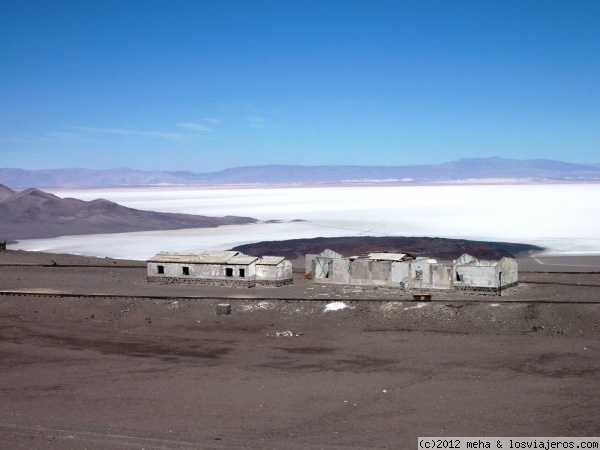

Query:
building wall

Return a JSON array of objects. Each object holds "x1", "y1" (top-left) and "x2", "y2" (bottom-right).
[
  {"x1": 314, "y1": 257, "x2": 334, "y2": 279},
  {"x1": 331, "y1": 259, "x2": 350, "y2": 284},
  {"x1": 430, "y1": 263, "x2": 453, "y2": 290},
  {"x1": 371, "y1": 261, "x2": 392, "y2": 284},
  {"x1": 498, "y1": 257, "x2": 518, "y2": 286},
  {"x1": 305, "y1": 254, "x2": 317, "y2": 275},
  {"x1": 410, "y1": 260, "x2": 433, "y2": 290},
  {"x1": 349, "y1": 259, "x2": 371, "y2": 286},
  {"x1": 455, "y1": 265, "x2": 497, "y2": 288},
  {"x1": 256, "y1": 260, "x2": 293, "y2": 286},
  {"x1": 309, "y1": 249, "x2": 343, "y2": 278},
  {"x1": 391, "y1": 261, "x2": 411, "y2": 288},
  {"x1": 147, "y1": 261, "x2": 256, "y2": 286},
  {"x1": 313, "y1": 259, "x2": 349, "y2": 284},
  {"x1": 147, "y1": 275, "x2": 256, "y2": 287},
  {"x1": 347, "y1": 260, "x2": 394, "y2": 286}
]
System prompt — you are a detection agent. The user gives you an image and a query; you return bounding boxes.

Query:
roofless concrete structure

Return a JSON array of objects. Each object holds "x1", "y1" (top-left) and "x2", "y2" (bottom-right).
[{"x1": 306, "y1": 250, "x2": 517, "y2": 293}]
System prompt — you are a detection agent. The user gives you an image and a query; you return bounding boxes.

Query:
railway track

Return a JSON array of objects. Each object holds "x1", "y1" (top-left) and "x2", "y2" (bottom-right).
[
  {"x1": 2, "y1": 263, "x2": 599, "y2": 303},
  {"x1": 1, "y1": 289, "x2": 599, "y2": 304},
  {"x1": 0, "y1": 264, "x2": 145, "y2": 269}
]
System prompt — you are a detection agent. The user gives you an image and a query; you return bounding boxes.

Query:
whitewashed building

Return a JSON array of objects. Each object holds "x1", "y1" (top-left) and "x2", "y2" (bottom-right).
[
  {"x1": 147, "y1": 251, "x2": 293, "y2": 287},
  {"x1": 255, "y1": 256, "x2": 294, "y2": 286}
]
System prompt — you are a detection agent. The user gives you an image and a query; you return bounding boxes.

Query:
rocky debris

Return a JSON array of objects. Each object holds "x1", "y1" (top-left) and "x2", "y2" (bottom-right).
[
  {"x1": 324, "y1": 302, "x2": 352, "y2": 312},
  {"x1": 268, "y1": 330, "x2": 303, "y2": 337},
  {"x1": 217, "y1": 304, "x2": 232, "y2": 315}
]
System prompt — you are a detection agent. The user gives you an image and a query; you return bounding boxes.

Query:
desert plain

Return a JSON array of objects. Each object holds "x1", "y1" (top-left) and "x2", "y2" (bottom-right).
[{"x1": 0, "y1": 249, "x2": 599, "y2": 449}]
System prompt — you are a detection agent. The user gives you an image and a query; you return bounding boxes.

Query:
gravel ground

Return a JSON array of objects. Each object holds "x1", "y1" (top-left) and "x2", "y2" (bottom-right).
[{"x1": 0, "y1": 250, "x2": 599, "y2": 449}]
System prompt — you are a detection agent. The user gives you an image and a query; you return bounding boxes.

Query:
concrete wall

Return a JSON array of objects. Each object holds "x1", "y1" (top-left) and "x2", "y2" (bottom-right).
[
  {"x1": 430, "y1": 263, "x2": 453, "y2": 290},
  {"x1": 310, "y1": 249, "x2": 343, "y2": 278},
  {"x1": 314, "y1": 259, "x2": 349, "y2": 284},
  {"x1": 347, "y1": 260, "x2": 394, "y2": 286},
  {"x1": 455, "y1": 265, "x2": 497, "y2": 289},
  {"x1": 256, "y1": 263, "x2": 278, "y2": 280},
  {"x1": 305, "y1": 254, "x2": 317, "y2": 275},
  {"x1": 410, "y1": 260, "x2": 433, "y2": 290},
  {"x1": 391, "y1": 261, "x2": 411, "y2": 288},
  {"x1": 331, "y1": 259, "x2": 350, "y2": 284},
  {"x1": 314, "y1": 257, "x2": 334, "y2": 279},
  {"x1": 498, "y1": 257, "x2": 518, "y2": 286},
  {"x1": 348, "y1": 259, "x2": 371, "y2": 286},
  {"x1": 371, "y1": 261, "x2": 392, "y2": 285}
]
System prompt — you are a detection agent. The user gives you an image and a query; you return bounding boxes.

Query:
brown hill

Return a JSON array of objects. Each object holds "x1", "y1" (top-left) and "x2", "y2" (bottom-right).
[
  {"x1": 0, "y1": 184, "x2": 257, "y2": 241},
  {"x1": 0, "y1": 183, "x2": 15, "y2": 201}
]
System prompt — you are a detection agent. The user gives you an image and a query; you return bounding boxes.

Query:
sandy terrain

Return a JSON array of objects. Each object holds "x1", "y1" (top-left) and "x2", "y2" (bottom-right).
[{"x1": 1, "y1": 250, "x2": 599, "y2": 449}]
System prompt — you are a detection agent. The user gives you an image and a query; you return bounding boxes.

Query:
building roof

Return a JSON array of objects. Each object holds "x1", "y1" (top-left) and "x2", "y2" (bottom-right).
[
  {"x1": 198, "y1": 251, "x2": 243, "y2": 264},
  {"x1": 148, "y1": 251, "x2": 258, "y2": 265},
  {"x1": 318, "y1": 248, "x2": 343, "y2": 259},
  {"x1": 367, "y1": 252, "x2": 414, "y2": 262},
  {"x1": 257, "y1": 256, "x2": 286, "y2": 266},
  {"x1": 231, "y1": 255, "x2": 260, "y2": 265},
  {"x1": 148, "y1": 252, "x2": 207, "y2": 263}
]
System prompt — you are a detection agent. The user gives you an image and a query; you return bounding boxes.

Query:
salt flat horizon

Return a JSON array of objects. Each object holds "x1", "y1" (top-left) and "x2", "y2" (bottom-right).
[{"x1": 11, "y1": 184, "x2": 600, "y2": 260}]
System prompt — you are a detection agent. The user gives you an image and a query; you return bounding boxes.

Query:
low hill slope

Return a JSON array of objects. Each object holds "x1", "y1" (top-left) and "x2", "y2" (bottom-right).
[{"x1": 0, "y1": 184, "x2": 257, "y2": 241}]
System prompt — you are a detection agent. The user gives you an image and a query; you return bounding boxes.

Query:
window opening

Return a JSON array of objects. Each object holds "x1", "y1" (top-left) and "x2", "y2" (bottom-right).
[
  {"x1": 225, "y1": 268, "x2": 233, "y2": 277},
  {"x1": 157, "y1": 265, "x2": 164, "y2": 274},
  {"x1": 239, "y1": 268, "x2": 245, "y2": 278},
  {"x1": 183, "y1": 267, "x2": 190, "y2": 276}
]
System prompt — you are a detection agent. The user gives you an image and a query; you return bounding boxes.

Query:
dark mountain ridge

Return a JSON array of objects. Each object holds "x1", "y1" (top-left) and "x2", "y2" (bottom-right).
[
  {"x1": 0, "y1": 185, "x2": 257, "y2": 241},
  {"x1": 2, "y1": 157, "x2": 600, "y2": 188}
]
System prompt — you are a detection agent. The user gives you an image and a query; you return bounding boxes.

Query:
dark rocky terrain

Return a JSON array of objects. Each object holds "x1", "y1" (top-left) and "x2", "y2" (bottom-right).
[
  {"x1": 0, "y1": 184, "x2": 257, "y2": 241},
  {"x1": 232, "y1": 235, "x2": 543, "y2": 262}
]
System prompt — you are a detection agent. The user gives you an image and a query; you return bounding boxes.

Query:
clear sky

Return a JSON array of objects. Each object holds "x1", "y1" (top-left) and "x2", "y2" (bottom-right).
[{"x1": 1, "y1": 0, "x2": 599, "y2": 172}]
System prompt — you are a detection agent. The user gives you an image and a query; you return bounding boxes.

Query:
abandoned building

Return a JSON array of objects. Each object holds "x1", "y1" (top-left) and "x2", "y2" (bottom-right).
[
  {"x1": 306, "y1": 249, "x2": 518, "y2": 293},
  {"x1": 453, "y1": 253, "x2": 518, "y2": 292},
  {"x1": 147, "y1": 251, "x2": 293, "y2": 287}
]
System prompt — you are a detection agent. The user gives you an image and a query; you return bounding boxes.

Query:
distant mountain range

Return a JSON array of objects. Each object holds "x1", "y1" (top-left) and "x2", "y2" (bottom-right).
[
  {"x1": 0, "y1": 184, "x2": 257, "y2": 241},
  {"x1": 1, "y1": 157, "x2": 600, "y2": 188}
]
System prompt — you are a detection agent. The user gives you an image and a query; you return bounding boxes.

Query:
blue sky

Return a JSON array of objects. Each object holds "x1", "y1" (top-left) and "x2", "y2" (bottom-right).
[{"x1": 1, "y1": 0, "x2": 599, "y2": 172}]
